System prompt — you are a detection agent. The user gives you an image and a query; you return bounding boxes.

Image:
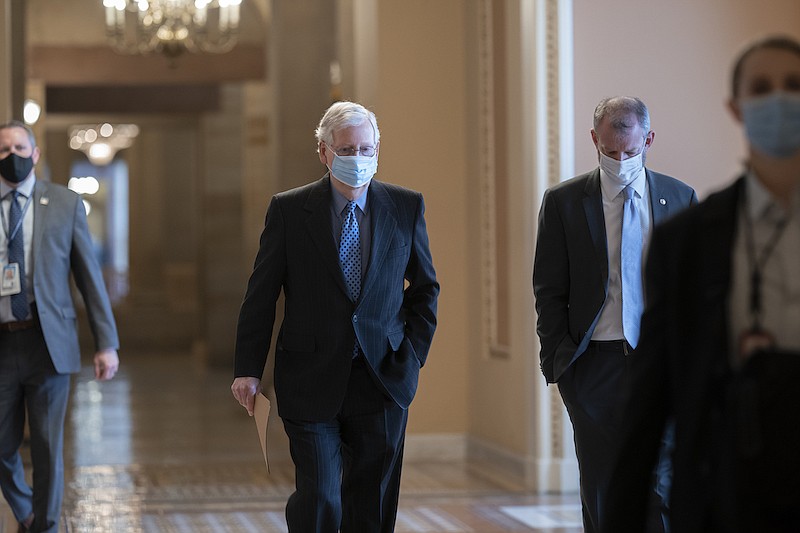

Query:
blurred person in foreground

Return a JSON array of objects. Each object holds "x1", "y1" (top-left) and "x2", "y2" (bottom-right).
[
  {"x1": 231, "y1": 101, "x2": 438, "y2": 532},
  {"x1": 604, "y1": 35, "x2": 800, "y2": 533}
]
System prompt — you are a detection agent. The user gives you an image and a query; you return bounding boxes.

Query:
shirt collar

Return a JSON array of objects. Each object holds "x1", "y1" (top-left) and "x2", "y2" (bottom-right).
[
  {"x1": 744, "y1": 169, "x2": 790, "y2": 222},
  {"x1": 0, "y1": 174, "x2": 36, "y2": 199},
  {"x1": 331, "y1": 182, "x2": 369, "y2": 216},
  {"x1": 599, "y1": 166, "x2": 647, "y2": 202}
]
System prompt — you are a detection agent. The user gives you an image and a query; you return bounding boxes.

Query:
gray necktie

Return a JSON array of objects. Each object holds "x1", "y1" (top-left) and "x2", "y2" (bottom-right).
[
  {"x1": 621, "y1": 185, "x2": 643, "y2": 348},
  {"x1": 8, "y1": 191, "x2": 29, "y2": 321}
]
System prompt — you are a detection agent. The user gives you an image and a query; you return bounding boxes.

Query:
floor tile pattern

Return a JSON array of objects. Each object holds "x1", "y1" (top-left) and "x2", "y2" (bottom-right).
[{"x1": 0, "y1": 353, "x2": 582, "y2": 532}]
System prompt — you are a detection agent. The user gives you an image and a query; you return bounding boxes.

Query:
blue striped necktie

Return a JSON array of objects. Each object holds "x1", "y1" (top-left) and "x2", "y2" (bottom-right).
[{"x1": 8, "y1": 191, "x2": 29, "y2": 321}]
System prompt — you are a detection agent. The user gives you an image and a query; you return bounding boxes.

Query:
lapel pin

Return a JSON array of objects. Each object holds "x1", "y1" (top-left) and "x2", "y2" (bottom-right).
[
  {"x1": 40, "y1": 197, "x2": 49, "y2": 205},
  {"x1": 659, "y1": 198, "x2": 666, "y2": 205}
]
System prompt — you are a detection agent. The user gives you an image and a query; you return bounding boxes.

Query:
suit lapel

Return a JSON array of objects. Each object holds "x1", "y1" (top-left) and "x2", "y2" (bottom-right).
[
  {"x1": 304, "y1": 176, "x2": 351, "y2": 298},
  {"x1": 359, "y1": 180, "x2": 397, "y2": 301},
  {"x1": 32, "y1": 181, "x2": 49, "y2": 265},
  {"x1": 582, "y1": 169, "x2": 608, "y2": 285},
  {"x1": 647, "y1": 169, "x2": 676, "y2": 225},
  {"x1": 697, "y1": 178, "x2": 743, "y2": 374},
  {"x1": 699, "y1": 178, "x2": 742, "y2": 307}
]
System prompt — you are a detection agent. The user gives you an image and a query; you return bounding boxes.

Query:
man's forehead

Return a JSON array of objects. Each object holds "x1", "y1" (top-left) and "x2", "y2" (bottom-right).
[
  {"x1": 598, "y1": 110, "x2": 640, "y2": 129},
  {"x1": 597, "y1": 130, "x2": 644, "y2": 152},
  {"x1": 332, "y1": 123, "x2": 376, "y2": 144},
  {"x1": 0, "y1": 127, "x2": 29, "y2": 142}
]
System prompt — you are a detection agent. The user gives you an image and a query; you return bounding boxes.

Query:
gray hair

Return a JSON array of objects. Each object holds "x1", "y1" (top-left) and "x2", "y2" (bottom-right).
[
  {"x1": 315, "y1": 101, "x2": 380, "y2": 150},
  {"x1": 0, "y1": 120, "x2": 37, "y2": 149},
  {"x1": 593, "y1": 96, "x2": 650, "y2": 134}
]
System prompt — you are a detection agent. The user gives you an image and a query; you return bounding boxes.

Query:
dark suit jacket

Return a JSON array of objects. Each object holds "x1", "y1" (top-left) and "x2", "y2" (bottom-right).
[
  {"x1": 533, "y1": 168, "x2": 698, "y2": 383},
  {"x1": 603, "y1": 178, "x2": 745, "y2": 533},
  {"x1": 235, "y1": 176, "x2": 439, "y2": 421},
  {"x1": 31, "y1": 180, "x2": 119, "y2": 373}
]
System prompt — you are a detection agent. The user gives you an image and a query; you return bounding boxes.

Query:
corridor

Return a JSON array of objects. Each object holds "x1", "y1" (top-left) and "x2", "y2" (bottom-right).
[{"x1": 0, "y1": 353, "x2": 581, "y2": 532}]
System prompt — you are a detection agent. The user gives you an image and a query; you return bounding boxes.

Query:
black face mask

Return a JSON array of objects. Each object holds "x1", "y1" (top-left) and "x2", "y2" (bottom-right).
[{"x1": 0, "y1": 153, "x2": 34, "y2": 184}]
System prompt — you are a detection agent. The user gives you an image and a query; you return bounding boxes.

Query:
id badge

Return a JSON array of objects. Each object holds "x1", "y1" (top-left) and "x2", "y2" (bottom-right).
[{"x1": 0, "y1": 263, "x2": 21, "y2": 296}]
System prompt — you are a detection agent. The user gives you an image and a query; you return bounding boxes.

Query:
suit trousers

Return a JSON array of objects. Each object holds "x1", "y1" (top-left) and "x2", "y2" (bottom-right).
[
  {"x1": 0, "y1": 325, "x2": 70, "y2": 533},
  {"x1": 558, "y1": 341, "x2": 629, "y2": 533},
  {"x1": 282, "y1": 355, "x2": 409, "y2": 533},
  {"x1": 560, "y1": 342, "x2": 669, "y2": 533}
]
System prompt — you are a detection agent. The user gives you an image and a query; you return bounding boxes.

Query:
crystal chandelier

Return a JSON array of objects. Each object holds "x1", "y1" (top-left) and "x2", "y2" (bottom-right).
[{"x1": 102, "y1": 0, "x2": 242, "y2": 59}]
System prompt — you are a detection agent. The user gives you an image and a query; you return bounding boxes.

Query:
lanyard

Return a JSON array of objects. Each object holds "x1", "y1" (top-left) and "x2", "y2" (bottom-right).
[
  {"x1": 1, "y1": 192, "x2": 33, "y2": 246},
  {"x1": 739, "y1": 190, "x2": 789, "y2": 331}
]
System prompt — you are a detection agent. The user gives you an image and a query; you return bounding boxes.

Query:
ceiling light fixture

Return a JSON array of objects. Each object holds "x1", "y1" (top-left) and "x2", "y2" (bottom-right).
[
  {"x1": 102, "y1": 0, "x2": 242, "y2": 60},
  {"x1": 69, "y1": 123, "x2": 140, "y2": 166}
]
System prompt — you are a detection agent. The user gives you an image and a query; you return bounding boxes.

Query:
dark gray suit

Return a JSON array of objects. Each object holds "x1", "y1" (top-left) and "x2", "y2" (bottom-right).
[
  {"x1": 533, "y1": 168, "x2": 697, "y2": 532},
  {"x1": 0, "y1": 180, "x2": 119, "y2": 532},
  {"x1": 235, "y1": 176, "x2": 438, "y2": 532}
]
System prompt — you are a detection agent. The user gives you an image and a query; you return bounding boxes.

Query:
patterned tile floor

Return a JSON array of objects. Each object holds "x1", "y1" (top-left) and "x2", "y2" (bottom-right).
[{"x1": 1, "y1": 353, "x2": 581, "y2": 532}]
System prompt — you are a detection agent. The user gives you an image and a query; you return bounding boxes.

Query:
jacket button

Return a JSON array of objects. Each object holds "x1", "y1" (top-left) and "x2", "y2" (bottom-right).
[{"x1": 352, "y1": 314, "x2": 358, "y2": 322}]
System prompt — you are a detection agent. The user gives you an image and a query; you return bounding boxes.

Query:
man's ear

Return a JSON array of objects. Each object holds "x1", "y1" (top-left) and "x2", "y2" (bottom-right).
[
  {"x1": 644, "y1": 130, "x2": 655, "y2": 149},
  {"x1": 727, "y1": 99, "x2": 743, "y2": 124}
]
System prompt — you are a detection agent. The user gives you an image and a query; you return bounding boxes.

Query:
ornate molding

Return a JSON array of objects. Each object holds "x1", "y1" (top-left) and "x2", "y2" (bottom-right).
[
  {"x1": 477, "y1": 0, "x2": 503, "y2": 358},
  {"x1": 545, "y1": 0, "x2": 561, "y2": 189},
  {"x1": 543, "y1": 0, "x2": 565, "y2": 457}
]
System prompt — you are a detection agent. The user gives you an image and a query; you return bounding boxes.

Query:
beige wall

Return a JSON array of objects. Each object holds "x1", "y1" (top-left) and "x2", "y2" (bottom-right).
[
  {"x1": 374, "y1": 0, "x2": 471, "y2": 435},
  {"x1": 573, "y1": 0, "x2": 800, "y2": 197}
]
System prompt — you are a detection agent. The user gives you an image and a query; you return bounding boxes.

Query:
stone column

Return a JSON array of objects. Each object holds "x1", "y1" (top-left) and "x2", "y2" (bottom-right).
[
  {"x1": 0, "y1": 0, "x2": 25, "y2": 121},
  {"x1": 271, "y1": 0, "x2": 337, "y2": 192}
]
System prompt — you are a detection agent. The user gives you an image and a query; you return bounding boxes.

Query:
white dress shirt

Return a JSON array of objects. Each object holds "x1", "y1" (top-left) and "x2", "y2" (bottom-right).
[
  {"x1": 0, "y1": 175, "x2": 36, "y2": 323},
  {"x1": 729, "y1": 172, "x2": 800, "y2": 362},
  {"x1": 592, "y1": 167, "x2": 652, "y2": 341}
]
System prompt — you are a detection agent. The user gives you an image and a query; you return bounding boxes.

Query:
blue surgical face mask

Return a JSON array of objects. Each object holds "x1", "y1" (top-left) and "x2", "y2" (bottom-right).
[
  {"x1": 329, "y1": 152, "x2": 378, "y2": 188},
  {"x1": 741, "y1": 92, "x2": 800, "y2": 159}
]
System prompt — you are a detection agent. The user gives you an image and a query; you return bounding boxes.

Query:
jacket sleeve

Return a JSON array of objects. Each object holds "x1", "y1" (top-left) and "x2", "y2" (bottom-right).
[
  {"x1": 401, "y1": 194, "x2": 439, "y2": 367},
  {"x1": 234, "y1": 195, "x2": 286, "y2": 378},
  {"x1": 533, "y1": 189, "x2": 578, "y2": 383},
  {"x1": 70, "y1": 191, "x2": 119, "y2": 351}
]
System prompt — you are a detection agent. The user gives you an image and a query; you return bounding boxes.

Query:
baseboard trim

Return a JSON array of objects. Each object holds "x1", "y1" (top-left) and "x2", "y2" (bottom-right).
[
  {"x1": 404, "y1": 433, "x2": 579, "y2": 492},
  {"x1": 469, "y1": 436, "x2": 579, "y2": 492},
  {"x1": 404, "y1": 433, "x2": 467, "y2": 462}
]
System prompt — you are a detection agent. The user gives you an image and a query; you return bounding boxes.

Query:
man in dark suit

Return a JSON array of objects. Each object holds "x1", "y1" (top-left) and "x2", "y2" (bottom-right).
[
  {"x1": 533, "y1": 97, "x2": 697, "y2": 533},
  {"x1": 0, "y1": 121, "x2": 120, "y2": 533},
  {"x1": 231, "y1": 101, "x2": 439, "y2": 532},
  {"x1": 604, "y1": 36, "x2": 800, "y2": 533}
]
